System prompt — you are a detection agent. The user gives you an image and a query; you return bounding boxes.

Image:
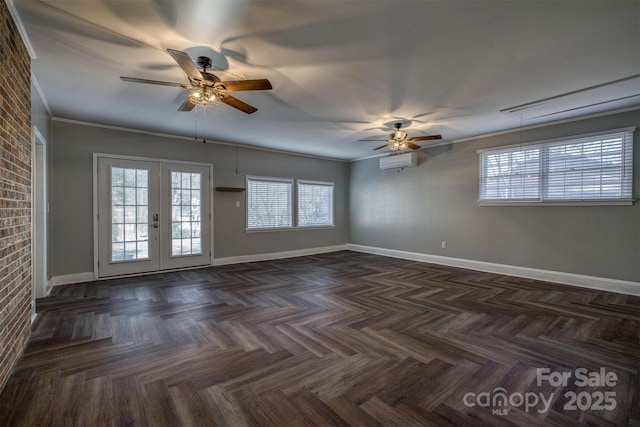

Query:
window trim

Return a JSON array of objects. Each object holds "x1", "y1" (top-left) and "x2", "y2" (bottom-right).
[
  {"x1": 476, "y1": 127, "x2": 636, "y2": 154},
  {"x1": 246, "y1": 175, "x2": 294, "y2": 231},
  {"x1": 478, "y1": 127, "x2": 635, "y2": 206},
  {"x1": 296, "y1": 179, "x2": 335, "y2": 228}
]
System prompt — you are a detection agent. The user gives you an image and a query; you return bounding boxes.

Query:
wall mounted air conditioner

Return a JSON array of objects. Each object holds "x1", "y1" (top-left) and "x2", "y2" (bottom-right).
[{"x1": 379, "y1": 152, "x2": 418, "y2": 170}]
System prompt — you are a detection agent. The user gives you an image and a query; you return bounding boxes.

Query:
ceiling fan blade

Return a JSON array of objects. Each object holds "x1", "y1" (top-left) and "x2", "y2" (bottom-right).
[
  {"x1": 406, "y1": 135, "x2": 442, "y2": 142},
  {"x1": 407, "y1": 142, "x2": 421, "y2": 150},
  {"x1": 178, "y1": 98, "x2": 196, "y2": 111},
  {"x1": 167, "y1": 48, "x2": 204, "y2": 82},
  {"x1": 360, "y1": 139, "x2": 387, "y2": 142},
  {"x1": 373, "y1": 144, "x2": 389, "y2": 150},
  {"x1": 216, "y1": 79, "x2": 272, "y2": 92},
  {"x1": 219, "y1": 94, "x2": 257, "y2": 114},
  {"x1": 120, "y1": 76, "x2": 189, "y2": 88}
]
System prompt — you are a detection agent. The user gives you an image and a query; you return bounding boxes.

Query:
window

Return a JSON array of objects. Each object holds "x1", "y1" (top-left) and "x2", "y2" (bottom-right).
[
  {"x1": 110, "y1": 167, "x2": 149, "y2": 261},
  {"x1": 479, "y1": 127, "x2": 635, "y2": 204},
  {"x1": 247, "y1": 176, "x2": 293, "y2": 229},
  {"x1": 297, "y1": 180, "x2": 334, "y2": 227},
  {"x1": 246, "y1": 176, "x2": 336, "y2": 231},
  {"x1": 171, "y1": 171, "x2": 202, "y2": 256}
]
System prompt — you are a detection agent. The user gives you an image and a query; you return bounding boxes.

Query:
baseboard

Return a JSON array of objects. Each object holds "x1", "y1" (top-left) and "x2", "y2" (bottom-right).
[
  {"x1": 52, "y1": 245, "x2": 637, "y2": 295},
  {"x1": 347, "y1": 244, "x2": 640, "y2": 296},
  {"x1": 51, "y1": 272, "x2": 95, "y2": 287},
  {"x1": 214, "y1": 245, "x2": 348, "y2": 266},
  {"x1": 50, "y1": 246, "x2": 349, "y2": 285}
]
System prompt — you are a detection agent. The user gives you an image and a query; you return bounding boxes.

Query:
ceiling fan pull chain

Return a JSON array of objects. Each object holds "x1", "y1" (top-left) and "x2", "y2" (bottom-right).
[
  {"x1": 235, "y1": 144, "x2": 240, "y2": 174},
  {"x1": 194, "y1": 105, "x2": 199, "y2": 141},
  {"x1": 203, "y1": 105, "x2": 207, "y2": 144}
]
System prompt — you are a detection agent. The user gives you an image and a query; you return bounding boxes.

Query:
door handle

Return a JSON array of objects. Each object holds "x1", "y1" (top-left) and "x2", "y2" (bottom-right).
[{"x1": 152, "y1": 213, "x2": 159, "y2": 228}]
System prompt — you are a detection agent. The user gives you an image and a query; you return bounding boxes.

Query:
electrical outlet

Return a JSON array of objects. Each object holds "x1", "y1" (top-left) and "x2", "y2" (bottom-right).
[
  {"x1": 441, "y1": 241, "x2": 447, "y2": 249},
  {"x1": 235, "y1": 201, "x2": 240, "y2": 208}
]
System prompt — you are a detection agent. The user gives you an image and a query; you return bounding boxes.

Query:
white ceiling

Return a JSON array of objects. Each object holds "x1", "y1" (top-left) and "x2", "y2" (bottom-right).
[{"x1": 11, "y1": 0, "x2": 640, "y2": 160}]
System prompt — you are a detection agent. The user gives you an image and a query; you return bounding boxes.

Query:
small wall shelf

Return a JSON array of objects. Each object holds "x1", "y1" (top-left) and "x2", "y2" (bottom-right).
[{"x1": 215, "y1": 187, "x2": 246, "y2": 192}]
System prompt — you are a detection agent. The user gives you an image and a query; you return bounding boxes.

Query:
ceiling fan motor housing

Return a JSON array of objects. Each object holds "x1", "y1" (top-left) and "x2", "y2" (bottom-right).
[{"x1": 197, "y1": 56, "x2": 212, "y2": 71}]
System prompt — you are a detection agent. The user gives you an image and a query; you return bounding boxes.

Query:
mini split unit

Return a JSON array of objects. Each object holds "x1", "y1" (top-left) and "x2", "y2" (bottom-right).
[{"x1": 379, "y1": 152, "x2": 418, "y2": 170}]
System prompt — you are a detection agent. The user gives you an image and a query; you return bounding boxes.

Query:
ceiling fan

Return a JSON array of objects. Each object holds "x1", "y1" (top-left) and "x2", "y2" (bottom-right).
[
  {"x1": 120, "y1": 49, "x2": 272, "y2": 114},
  {"x1": 362, "y1": 123, "x2": 442, "y2": 151}
]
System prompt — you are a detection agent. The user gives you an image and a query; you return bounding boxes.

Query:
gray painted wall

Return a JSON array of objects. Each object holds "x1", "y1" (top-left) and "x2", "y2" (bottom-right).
[
  {"x1": 349, "y1": 109, "x2": 640, "y2": 282},
  {"x1": 50, "y1": 121, "x2": 348, "y2": 277}
]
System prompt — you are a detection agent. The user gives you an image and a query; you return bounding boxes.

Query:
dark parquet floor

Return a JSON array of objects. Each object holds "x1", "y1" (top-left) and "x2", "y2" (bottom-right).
[{"x1": 1, "y1": 251, "x2": 638, "y2": 426}]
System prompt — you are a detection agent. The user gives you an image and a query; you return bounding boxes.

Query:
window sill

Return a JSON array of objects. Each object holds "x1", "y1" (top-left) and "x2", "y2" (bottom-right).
[
  {"x1": 245, "y1": 225, "x2": 335, "y2": 233},
  {"x1": 297, "y1": 225, "x2": 336, "y2": 230},
  {"x1": 478, "y1": 199, "x2": 634, "y2": 207}
]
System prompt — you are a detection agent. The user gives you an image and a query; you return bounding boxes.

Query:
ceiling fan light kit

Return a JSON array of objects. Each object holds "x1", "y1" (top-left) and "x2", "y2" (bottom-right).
[
  {"x1": 388, "y1": 133, "x2": 408, "y2": 151},
  {"x1": 188, "y1": 87, "x2": 221, "y2": 107},
  {"x1": 388, "y1": 140, "x2": 407, "y2": 151}
]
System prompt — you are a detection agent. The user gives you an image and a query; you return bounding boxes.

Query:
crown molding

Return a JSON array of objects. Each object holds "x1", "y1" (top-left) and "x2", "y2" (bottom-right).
[
  {"x1": 5, "y1": 0, "x2": 36, "y2": 59},
  {"x1": 51, "y1": 117, "x2": 348, "y2": 162},
  {"x1": 31, "y1": 74, "x2": 52, "y2": 117}
]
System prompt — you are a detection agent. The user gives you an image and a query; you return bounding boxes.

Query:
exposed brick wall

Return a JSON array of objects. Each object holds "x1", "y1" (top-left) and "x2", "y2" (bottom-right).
[{"x1": 0, "y1": 2, "x2": 32, "y2": 392}]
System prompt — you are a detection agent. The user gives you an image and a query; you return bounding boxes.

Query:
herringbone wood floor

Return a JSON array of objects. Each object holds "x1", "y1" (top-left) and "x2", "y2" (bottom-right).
[{"x1": 1, "y1": 251, "x2": 638, "y2": 426}]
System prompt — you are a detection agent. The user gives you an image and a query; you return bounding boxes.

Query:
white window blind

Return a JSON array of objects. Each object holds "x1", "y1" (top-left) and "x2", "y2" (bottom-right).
[
  {"x1": 247, "y1": 176, "x2": 293, "y2": 229},
  {"x1": 543, "y1": 131, "x2": 633, "y2": 200},
  {"x1": 479, "y1": 128, "x2": 635, "y2": 204},
  {"x1": 480, "y1": 146, "x2": 541, "y2": 201},
  {"x1": 297, "y1": 180, "x2": 334, "y2": 227}
]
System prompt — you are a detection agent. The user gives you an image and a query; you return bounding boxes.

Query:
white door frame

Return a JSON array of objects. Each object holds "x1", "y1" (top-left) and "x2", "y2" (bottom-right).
[
  {"x1": 92, "y1": 153, "x2": 214, "y2": 280},
  {"x1": 32, "y1": 126, "x2": 48, "y2": 314}
]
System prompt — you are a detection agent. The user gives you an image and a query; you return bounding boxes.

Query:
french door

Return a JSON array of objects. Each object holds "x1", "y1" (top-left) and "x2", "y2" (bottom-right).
[{"x1": 96, "y1": 156, "x2": 212, "y2": 278}]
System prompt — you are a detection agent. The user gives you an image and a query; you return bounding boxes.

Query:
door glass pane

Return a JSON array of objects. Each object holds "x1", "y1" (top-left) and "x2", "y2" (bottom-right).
[
  {"x1": 171, "y1": 172, "x2": 202, "y2": 256},
  {"x1": 111, "y1": 167, "x2": 149, "y2": 262}
]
